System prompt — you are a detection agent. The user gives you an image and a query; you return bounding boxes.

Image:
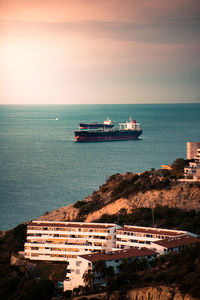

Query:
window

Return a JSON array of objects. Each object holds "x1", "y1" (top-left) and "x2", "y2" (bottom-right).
[
  {"x1": 146, "y1": 234, "x2": 152, "y2": 238},
  {"x1": 76, "y1": 261, "x2": 80, "y2": 266},
  {"x1": 31, "y1": 247, "x2": 39, "y2": 250},
  {"x1": 76, "y1": 269, "x2": 80, "y2": 274}
]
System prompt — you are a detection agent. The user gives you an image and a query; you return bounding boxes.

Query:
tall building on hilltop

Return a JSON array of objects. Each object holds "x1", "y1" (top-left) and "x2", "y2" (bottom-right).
[
  {"x1": 185, "y1": 142, "x2": 200, "y2": 179},
  {"x1": 187, "y1": 142, "x2": 200, "y2": 160}
]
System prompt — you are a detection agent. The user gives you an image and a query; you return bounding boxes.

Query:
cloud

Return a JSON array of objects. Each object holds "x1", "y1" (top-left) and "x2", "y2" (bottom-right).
[
  {"x1": 80, "y1": 20, "x2": 200, "y2": 44},
  {"x1": 1, "y1": 0, "x2": 200, "y2": 24},
  {"x1": 1, "y1": 16, "x2": 200, "y2": 45}
]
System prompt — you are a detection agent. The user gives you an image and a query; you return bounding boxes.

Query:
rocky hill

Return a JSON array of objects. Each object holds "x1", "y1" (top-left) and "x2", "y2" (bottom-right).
[
  {"x1": 126, "y1": 286, "x2": 198, "y2": 300},
  {"x1": 38, "y1": 170, "x2": 200, "y2": 223}
]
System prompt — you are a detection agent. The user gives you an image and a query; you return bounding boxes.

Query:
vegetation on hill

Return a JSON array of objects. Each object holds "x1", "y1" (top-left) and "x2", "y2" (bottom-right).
[
  {"x1": 0, "y1": 224, "x2": 27, "y2": 264},
  {"x1": 95, "y1": 206, "x2": 200, "y2": 236},
  {"x1": 0, "y1": 224, "x2": 57, "y2": 300},
  {"x1": 103, "y1": 243, "x2": 200, "y2": 299},
  {"x1": 73, "y1": 158, "x2": 199, "y2": 221},
  {"x1": 65, "y1": 244, "x2": 200, "y2": 299}
]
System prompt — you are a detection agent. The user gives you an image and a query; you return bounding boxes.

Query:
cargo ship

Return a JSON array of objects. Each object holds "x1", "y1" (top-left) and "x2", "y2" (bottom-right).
[
  {"x1": 74, "y1": 118, "x2": 142, "y2": 142},
  {"x1": 79, "y1": 117, "x2": 114, "y2": 129}
]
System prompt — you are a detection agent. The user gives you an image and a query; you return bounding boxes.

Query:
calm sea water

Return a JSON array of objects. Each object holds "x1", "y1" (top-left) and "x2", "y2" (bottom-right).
[{"x1": 0, "y1": 104, "x2": 200, "y2": 230}]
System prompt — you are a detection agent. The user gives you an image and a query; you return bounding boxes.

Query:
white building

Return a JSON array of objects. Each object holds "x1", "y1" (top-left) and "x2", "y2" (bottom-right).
[
  {"x1": 184, "y1": 142, "x2": 200, "y2": 179},
  {"x1": 187, "y1": 142, "x2": 200, "y2": 160},
  {"x1": 64, "y1": 247, "x2": 158, "y2": 291},
  {"x1": 115, "y1": 225, "x2": 196, "y2": 249},
  {"x1": 24, "y1": 221, "x2": 199, "y2": 291},
  {"x1": 151, "y1": 235, "x2": 200, "y2": 254},
  {"x1": 63, "y1": 234, "x2": 200, "y2": 291},
  {"x1": 24, "y1": 221, "x2": 120, "y2": 262}
]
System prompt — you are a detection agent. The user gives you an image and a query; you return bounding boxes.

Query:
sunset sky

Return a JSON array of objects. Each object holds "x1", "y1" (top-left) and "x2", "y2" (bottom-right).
[{"x1": 1, "y1": 0, "x2": 200, "y2": 104}]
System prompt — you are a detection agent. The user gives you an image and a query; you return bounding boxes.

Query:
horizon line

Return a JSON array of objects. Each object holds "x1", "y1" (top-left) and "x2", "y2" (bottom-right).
[{"x1": 0, "y1": 101, "x2": 200, "y2": 106}]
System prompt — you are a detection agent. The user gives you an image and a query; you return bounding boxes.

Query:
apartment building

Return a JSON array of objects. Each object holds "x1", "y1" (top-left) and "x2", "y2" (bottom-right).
[
  {"x1": 24, "y1": 221, "x2": 120, "y2": 261},
  {"x1": 151, "y1": 235, "x2": 200, "y2": 254},
  {"x1": 63, "y1": 233, "x2": 200, "y2": 291},
  {"x1": 115, "y1": 225, "x2": 195, "y2": 249},
  {"x1": 24, "y1": 221, "x2": 199, "y2": 291},
  {"x1": 64, "y1": 247, "x2": 158, "y2": 291}
]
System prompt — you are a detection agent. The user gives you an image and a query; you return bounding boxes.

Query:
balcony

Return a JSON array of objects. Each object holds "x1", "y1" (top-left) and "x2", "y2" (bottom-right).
[
  {"x1": 26, "y1": 236, "x2": 110, "y2": 245},
  {"x1": 25, "y1": 242, "x2": 103, "y2": 253},
  {"x1": 27, "y1": 229, "x2": 110, "y2": 237}
]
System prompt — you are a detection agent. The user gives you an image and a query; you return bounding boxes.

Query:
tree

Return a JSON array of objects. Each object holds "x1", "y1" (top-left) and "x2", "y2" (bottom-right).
[
  {"x1": 171, "y1": 158, "x2": 188, "y2": 178},
  {"x1": 20, "y1": 263, "x2": 28, "y2": 279},
  {"x1": 138, "y1": 257, "x2": 148, "y2": 272},
  {"x1": 119, "y1": 259, "x2": 129, "y2": 273},
  {"x1": 105, "y1": 266, "x2": 115, "y2": 286},
  {"x1": 49, "y1": 271, "x2": 57, "y2": 283},
  {"x1": 93, "y1": 260, "x2": 106, "y2": 275},
  {"x1": 93, "y1": 260, "x2": 107, "y2": 284},
  {"x1": 73, "y1": 286, "x2": 81, "y2": 296},
  {"x1": 83, "y1": 269, "x2": 94, "y2": 287},
  {"x1": 16, "y1": 279, "x2": 55, "y2": 300}
]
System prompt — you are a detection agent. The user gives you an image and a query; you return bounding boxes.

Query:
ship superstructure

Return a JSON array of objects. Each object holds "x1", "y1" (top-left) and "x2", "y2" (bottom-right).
[{"x1": 79, "y1": 117, "x2": 114, "y2": 129}]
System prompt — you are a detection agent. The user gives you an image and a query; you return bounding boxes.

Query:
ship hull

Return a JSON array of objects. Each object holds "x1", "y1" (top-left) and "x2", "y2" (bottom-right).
[{"x1": 74, "y1": 129, "x2": 142, "y2": 142}]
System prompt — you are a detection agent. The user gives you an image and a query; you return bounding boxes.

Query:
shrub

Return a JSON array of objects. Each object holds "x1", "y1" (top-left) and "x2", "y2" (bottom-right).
[{"x1": 73, "y1": 200, "x2": 87, "y2": 208}]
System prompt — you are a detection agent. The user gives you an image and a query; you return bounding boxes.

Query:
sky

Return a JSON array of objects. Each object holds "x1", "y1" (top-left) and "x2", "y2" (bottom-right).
[{"x1": 0, "y1": 0, "x2": 200, "y2": 104}]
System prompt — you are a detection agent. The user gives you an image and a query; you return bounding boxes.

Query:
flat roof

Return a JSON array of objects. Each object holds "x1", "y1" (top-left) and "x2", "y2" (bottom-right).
[
  {"x1": 79, "y1": 247, "x2": 158, "y2": 263},
  {"x1": 117, "y1": 226, "x2": 185, "y2": 237},
  {"x1": 27, "y1": 221, "x2": 114, "y2": 229},
  {"x1": 153, "y1": 235, "x2": 200, "y2": 248}
]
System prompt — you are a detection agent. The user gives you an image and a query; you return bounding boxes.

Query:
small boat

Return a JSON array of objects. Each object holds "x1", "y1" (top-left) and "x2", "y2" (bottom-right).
[{"x1": 79, "y1": 117, "x2": 114, "y2": 129}]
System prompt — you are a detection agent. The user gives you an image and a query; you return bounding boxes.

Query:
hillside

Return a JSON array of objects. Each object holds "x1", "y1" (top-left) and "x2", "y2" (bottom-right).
[{"x1": 38, "y1": 170, "x2": 200, "y2": 224}]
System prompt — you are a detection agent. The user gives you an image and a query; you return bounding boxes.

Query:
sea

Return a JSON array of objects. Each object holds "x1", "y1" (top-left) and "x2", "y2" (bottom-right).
[{"x1": 0, "y1": 103, "x2": 200, "y2": 231}]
